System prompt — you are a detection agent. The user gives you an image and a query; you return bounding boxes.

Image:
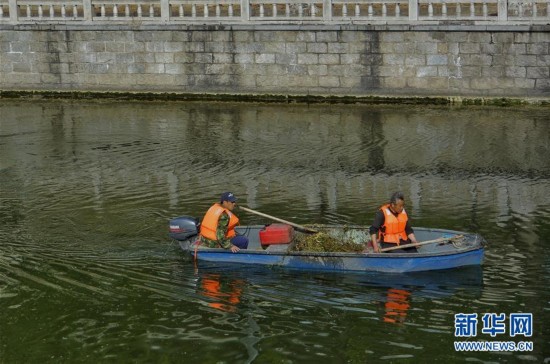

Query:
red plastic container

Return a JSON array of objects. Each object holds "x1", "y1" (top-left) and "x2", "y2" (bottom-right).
[{"x1": 259, "y1": 224, "x2": 294, "y2": 246}]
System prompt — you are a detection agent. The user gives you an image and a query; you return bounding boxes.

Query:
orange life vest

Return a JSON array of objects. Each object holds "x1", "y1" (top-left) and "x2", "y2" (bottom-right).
[
  {"x1": 200, "y1": 203, "x2": 239, "y2": 241},
  {"x1": 379, "y1": 204, "x2": 408, "y2": 244}
]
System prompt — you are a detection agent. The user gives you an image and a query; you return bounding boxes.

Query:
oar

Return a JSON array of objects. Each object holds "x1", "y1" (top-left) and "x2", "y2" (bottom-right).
[
  {"x1": 379, "y1": 234, "x2": 464, "y2": 252},
  {"x1": 239, "y1": 206, "x2": 319, "y2": 234}
]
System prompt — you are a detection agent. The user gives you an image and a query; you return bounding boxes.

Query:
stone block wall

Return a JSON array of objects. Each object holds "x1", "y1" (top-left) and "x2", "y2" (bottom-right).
[{"x1": 0, "y1": 24, "x2": 549, "y2": 98}]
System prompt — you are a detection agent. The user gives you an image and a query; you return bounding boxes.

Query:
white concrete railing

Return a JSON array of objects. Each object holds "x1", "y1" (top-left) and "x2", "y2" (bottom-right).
[{"x1": 0, "y1": 0, "x2": 549, "y2": 23}]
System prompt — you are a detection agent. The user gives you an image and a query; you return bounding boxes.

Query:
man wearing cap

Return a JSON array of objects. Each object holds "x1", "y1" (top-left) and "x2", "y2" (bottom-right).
[{"x1": 199, "y1": 192, "x2": 249, "y2": 253}]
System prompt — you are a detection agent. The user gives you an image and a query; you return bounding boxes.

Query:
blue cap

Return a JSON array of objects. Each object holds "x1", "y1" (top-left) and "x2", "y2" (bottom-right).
[{"x1": 220, "y1": 192, "x2": 237, "y2": 203}]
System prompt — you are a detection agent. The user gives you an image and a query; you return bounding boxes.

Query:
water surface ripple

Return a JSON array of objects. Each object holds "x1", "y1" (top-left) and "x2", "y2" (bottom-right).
[{"x1": 0, "y1": 100, "x2": 549, "y2": 362}]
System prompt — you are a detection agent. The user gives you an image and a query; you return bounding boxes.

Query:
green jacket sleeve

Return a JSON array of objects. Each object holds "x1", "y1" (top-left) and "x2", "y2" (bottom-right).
[{"x1": 216, "y1": 212, "x2": 232, "y2": 249}]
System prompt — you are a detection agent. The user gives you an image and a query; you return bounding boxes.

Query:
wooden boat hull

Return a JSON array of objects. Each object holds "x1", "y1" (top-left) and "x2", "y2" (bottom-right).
[{"x1": 177, "y1": 225, "x2": 485, "y2": 273}]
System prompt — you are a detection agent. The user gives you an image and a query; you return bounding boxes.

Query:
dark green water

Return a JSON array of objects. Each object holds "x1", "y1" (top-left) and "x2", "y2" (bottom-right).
[{"x1": 1, "y1": 100, "x2": 549, "y2": 363}]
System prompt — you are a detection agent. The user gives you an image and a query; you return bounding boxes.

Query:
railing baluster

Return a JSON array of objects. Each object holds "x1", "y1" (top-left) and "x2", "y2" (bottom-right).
[
  {"x1": 101, "y1": 4, "x2": 106, "y2": 17},
  {"x1": 150, "y1": 4, "x2": 154, "y2": 17},
  {"x1": 26, "y1": 4, "x2": 30, "y2": 18},
  {"x1": 470, "y1": 0, "x2": 475, "y2": 17},
  {"x1": 312, "y1": 3, "x2": 316, "y2": 17},
  {"x1": 137, "y1": 4, "x2": 142, "y2": 17},
  {"x1": 368, "y1": 3, "x2": 373, "y2": 17},
  {"x1": 125, "y1": 4, "x2": 130, "y2": 17},
  {"x1": 285, "y1": 3, "x2": 290, "y2": 17},
  {"x1": 298, "y1": 3, "x2": 303, "y2": 17},
  {"x1": 73, "y1": 4, "x2": 78, "y2": 18},
  {"x1": 355, "y1": 3, "x2": 360, "y2": 16},
  {"x1": 216, "y1": 3, "x2": 220, "y2": 17},
  {"x1": 382, "y1": 3, "x2": 387, "y2": 17},
  {"x1": 532, "y1": 2, "x2": 537, "y2": 17},
  {"x1": 113, "y1": 4, "x2": 118, "y2": 18},
  {"x1": 342, "y1": 3, "x2": 347, "y2": 17},
  {"x1": 192, "y1": 3, "x2": 196, "y2": 17},
  {"x1": 229, "y1": 3, "x2": 233, "y2": 16},
  {"x1": 518, "y1": 3, "x2": 523, "y2": 18},
  {"x1": 38, "y1": 4, "x2": 43, "y2": 18},
  {"x1": 273, "y1": 3, "x2": 277, "y2": 17},
  {"x1": 396, "y1": 2, "x2": 400, "y2": 17},
  {"x1": 483, "y1": 0, "x2": 487, "y2": 17},
  {"x1": 429, "y1": 2, "x2": 433, "y2": 17},
  {"x1": 260, "y1": 3, "x2": 264, "y2": 17},
  {"x1": 456, "y1": 1, "x2": 461, "y2": 17},
  {"x1": 442, "y1": 1, "x2": 447, "y2": 17}
]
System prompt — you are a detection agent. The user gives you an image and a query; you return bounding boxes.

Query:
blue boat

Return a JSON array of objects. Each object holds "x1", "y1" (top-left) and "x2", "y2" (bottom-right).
[{"x1": 169, "y1": 216, "x2": 485, "y2": 273}]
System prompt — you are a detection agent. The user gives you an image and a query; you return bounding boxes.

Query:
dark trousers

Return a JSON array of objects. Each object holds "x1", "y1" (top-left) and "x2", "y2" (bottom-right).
[
  {"x1": 231, "y1": 235, "x2": 249, "y2": 249},
  {"x1": 380, "y1": 240, "x2": 417, "y2": 253}
]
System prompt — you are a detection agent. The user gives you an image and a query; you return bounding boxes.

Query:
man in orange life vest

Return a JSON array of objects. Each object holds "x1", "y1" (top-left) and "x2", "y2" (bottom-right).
[
  {"x1": 369, "y1": 192, "x2": 419, "y2": 253},
  {"x1": 199, "y1": 192, "x2": 249, "y2": 253}
]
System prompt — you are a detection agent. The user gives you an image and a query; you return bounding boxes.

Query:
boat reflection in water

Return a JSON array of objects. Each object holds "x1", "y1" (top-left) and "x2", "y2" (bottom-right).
[
  {"x1": 344, "y1": 265, "x2": 483, "y2": 325},
  {"x1": 190, "y1": 260, "x2": 483, "y2": 321},
  {"x1": 198, "y1": 273, "x2": 245, "y2": 312},
  {"x1": 383, "y1": 288, "x2": 412, "y2": 324}
]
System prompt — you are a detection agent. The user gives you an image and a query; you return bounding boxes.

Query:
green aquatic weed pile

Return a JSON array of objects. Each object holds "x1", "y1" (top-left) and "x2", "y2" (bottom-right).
[{"x1": 292, "y1": 232, "x2": 365, "y2": 253}]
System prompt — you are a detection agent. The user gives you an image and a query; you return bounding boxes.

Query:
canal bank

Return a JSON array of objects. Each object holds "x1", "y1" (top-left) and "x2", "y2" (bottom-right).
[
  {"x1": 1, "y1": 23, "x2": 549, "y2": 104},
  {"x1": 1, "y1": 89, "x2": 550, "y2": 106}
]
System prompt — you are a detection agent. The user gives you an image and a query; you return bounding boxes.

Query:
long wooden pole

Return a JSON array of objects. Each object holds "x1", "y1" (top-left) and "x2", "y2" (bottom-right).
[
  {"x1": 379, "y1": 235, "x2": 463, "y2": 252},
  {"x1": 239, "y1": 206, "x2": 319, "y2": 234}
]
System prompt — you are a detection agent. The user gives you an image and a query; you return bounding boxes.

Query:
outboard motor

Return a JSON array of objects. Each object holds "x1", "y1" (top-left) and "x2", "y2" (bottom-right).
[{"x1": 169, "y1": 216, "x2": 200, "y2": 241}]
